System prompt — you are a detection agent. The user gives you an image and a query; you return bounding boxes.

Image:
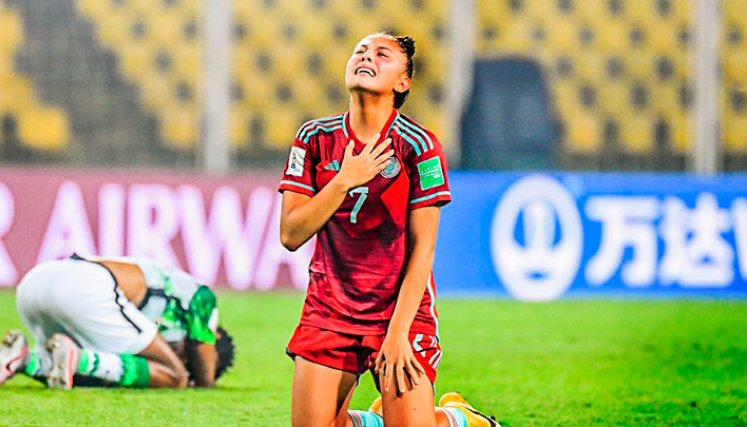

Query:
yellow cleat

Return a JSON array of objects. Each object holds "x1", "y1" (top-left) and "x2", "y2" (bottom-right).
[
  {"x1": 439, "y1": 392, "x2": 500, "y2": 427},
  {"x1": 368, "y1": 395, "x2": 383, "y2": 417}
]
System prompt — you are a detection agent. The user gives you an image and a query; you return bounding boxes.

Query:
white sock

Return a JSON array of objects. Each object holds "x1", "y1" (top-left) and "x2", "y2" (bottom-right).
[{"x1": 437, "y1": 407, "x2": 468, "y2": 427}]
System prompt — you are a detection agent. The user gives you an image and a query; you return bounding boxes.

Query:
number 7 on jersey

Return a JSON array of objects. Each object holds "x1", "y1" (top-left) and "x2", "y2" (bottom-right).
[{"x1": 348, "y1": 186, "x2": 368, "y2": 224}]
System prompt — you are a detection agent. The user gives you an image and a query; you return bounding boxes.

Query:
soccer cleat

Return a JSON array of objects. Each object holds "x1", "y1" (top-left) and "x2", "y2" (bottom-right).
[
  {"x1": 439, "y1": 392, "x2": 500, "y2": 427},
  {"x1": 368, "y1": 395, "x2": 383, "y2": 417},
  {"x1": 46, "y1": 333, "x2": 80, "y2": 390},
  {"x1": 0, "y1": 329, "x2": 29, "y2": 385}
]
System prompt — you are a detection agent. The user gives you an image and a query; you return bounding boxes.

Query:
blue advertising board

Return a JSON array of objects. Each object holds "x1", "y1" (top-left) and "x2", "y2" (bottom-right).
[{"x1": 435, "y1": 172, "x2": 747, "y2": 300}]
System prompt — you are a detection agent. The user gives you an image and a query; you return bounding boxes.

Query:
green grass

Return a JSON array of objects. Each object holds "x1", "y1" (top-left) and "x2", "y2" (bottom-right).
[{"x1": 1, "y1": 290, "x2": 746, "y2": 426}]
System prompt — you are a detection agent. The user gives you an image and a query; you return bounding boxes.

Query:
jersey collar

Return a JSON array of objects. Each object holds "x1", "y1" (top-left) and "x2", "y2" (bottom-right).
[{"x1": 343, "y1": 109, "x2": 399, "y2": 146}]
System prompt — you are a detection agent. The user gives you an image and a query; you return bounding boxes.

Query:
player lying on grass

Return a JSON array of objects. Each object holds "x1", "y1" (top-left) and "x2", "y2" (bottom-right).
[
  {"x1": 0, "y1": 254, "x2": 235, "y2": 389},
  {"x1": 279, "y1": 31, "x2": 498, "y2": 427}
]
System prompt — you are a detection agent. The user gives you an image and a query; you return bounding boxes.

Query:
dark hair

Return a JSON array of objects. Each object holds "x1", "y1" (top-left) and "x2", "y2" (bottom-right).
[
  {"x1": 392, "y1": 35, "x2": 416, "y2": 108},
  {"x1": 215, "y1": 326, "x2": 235, "y2": 380}
]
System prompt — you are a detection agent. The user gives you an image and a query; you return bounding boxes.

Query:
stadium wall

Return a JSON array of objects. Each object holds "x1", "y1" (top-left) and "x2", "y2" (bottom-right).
[{"x1": 1, "y1": 168, "x2": 746, "y2": 301}]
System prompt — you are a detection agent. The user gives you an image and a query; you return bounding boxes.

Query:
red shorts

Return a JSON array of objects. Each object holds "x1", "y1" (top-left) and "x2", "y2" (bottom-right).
[{"x1": 287, "y1": 324, "x2": 441, "y2": 386}]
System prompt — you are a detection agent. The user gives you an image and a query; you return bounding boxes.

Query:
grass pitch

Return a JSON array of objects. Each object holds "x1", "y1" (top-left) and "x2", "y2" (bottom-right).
[{"x1": 1, "y1": 290, "x2": 746, "y2": 426}]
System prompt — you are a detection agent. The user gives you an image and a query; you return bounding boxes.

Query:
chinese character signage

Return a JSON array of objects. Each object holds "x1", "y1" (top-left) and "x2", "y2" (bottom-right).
[{"x1": 437, "y1": 173, "x2": 747, "y2": 300}]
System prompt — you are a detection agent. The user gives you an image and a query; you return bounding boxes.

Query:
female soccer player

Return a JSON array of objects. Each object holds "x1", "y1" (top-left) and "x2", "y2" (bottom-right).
[
  {"x1": 279, "y1": 33, "x2": 496, "y2": 426},
  {"x1": 0, "y1": 255, "x2": 234, "y2": 390}
]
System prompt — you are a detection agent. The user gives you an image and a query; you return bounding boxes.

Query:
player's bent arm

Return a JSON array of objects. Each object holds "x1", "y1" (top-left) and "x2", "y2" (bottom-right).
[
  {"x1": 182, "y1": 285, "x2": 219, "y2": 386},
  {"x1": 281, "y1": 137, "x2": 393, "y2": 251},
  {"x1": 185, "y1": 340, "x2": 217, "y2": 387},
  {"x1": 138, "y1": 334, "x2": 190, "y2": 388},
  {"x1": 280, "y1": 182, "x2": 348, "y2": 251},
  {"x1": 376, "y1": 207, "x2": 441, "y2": 392}
]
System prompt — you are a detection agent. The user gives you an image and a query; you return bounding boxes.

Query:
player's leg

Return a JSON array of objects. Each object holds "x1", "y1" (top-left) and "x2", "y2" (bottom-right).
[
  {"x1": 44, "y1": 331, "x2": 188, "y2": 389},
  {"x1": 370, "y1": 333, "x2": 440, "y2": 426},
  {"x1": 12, "y1": 261, "x2": 69, "y2": 384},
  {"x1": 402, "y1": 333, "x2": 497, "y2": 427},
  {"x1": 358, "y1": 393, "x2": 499, "y2": 427},
  {"x1": 287, "y1": 325, "x2": 367, "y2": 427},
  {"x1": 380, "y1": 373, "x2": 437, "y2": 426},
  {"x1": 292, "y1": 356, "x2": 358, "y2": 427},
  {"x1": 41, "y1": 334, "x2": 188, "y2": 390}
]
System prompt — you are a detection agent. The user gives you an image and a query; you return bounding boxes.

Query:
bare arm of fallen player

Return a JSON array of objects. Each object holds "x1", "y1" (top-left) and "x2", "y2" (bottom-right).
[
  {"x1": 375, "y1": 206, "x2": 440, "y2": 405},
  {"x1": 280, "y1": 135, "x2": 393, "y2": 251},
  {"x1": 99, "y1": 259, "x2": 190, "y2": 388},
  {"x1": 167, "y1": 339, "x2": 218, "y2": 387},
  {"x1": 184, "y1": 339, "x2": 218, "y2": 387}
]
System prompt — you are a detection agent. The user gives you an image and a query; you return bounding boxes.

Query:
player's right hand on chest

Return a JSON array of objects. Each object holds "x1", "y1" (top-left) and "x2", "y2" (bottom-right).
[{"x1": 337, "y1": 134, "x2": 393, "y2": 190}]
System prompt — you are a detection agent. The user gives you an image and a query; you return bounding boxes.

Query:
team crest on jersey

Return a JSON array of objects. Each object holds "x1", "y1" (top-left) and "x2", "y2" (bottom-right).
[
  {"x1": 380, "y1": 158, "x2": 401, "y2": 179},
  {"x1": 286, "y1": 147, "x2": 306, "y2": 177}
]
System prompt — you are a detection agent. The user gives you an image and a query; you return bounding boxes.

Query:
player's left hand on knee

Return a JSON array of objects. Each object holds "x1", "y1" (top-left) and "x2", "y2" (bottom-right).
[{"x1": 375, "y1": 334, "x2": 426, "y2": 396}]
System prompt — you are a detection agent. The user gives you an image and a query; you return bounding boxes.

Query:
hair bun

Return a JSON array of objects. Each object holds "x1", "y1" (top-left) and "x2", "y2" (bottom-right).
[{"x1": 396, "y1": 36, "x2": 416, "y2": 58}]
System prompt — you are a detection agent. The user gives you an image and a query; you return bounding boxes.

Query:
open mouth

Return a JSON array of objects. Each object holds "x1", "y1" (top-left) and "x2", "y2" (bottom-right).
[{"x1": 355, "y1": 67, "x2": 376, "y2": 77}]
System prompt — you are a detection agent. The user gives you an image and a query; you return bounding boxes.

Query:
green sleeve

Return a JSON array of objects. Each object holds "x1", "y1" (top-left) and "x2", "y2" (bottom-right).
[{"x1": 186, "y1": 285, "x2": 218, "y2": 344}]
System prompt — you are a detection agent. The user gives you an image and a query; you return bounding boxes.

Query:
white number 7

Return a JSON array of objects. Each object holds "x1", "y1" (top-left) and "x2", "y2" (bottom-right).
[{"x1": 348, "y1": 186, "x2": 369, "y2": 224}]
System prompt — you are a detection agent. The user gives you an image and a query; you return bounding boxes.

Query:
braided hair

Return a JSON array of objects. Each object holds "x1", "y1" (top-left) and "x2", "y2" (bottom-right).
[
  {"x1": 214, "y1": 326, "x2": 235, "y2": 380},
  {"x1": 366, "y1": 32, "x2": 416, "y2": 108},
  {"x1": 393, "y1": 35, "x2": 416, "y2": 108}
]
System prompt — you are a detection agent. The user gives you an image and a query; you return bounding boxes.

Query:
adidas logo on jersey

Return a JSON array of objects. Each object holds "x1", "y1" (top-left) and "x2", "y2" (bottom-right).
[{"x1": 323, "y1": 160, "x2": 340, "y2": 171}]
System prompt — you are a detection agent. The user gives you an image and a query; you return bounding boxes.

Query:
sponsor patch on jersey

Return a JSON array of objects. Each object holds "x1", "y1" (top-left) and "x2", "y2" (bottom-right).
[
  {"x1": 417, "y1": 156, "x2": 444, "y2": 190},
  {"x1": 286, "y1": 146, "x2": 306, "y2": 177},
  {"x1": 380, "y1": 157, "x2": 401, "y2": 178}
]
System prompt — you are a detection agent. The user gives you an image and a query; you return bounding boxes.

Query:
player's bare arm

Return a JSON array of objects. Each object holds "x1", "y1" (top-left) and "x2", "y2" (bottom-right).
[
  {"x1": 185, "y1": 339, "x2": 218, "y2": 387},
  {"x1": 375, "y1": 206, "x2": 441, "y2": 395},
  {"x1": 280, "y1": 135, "x2": 393, "y2": 251},
  {"x1": 96, "y1": 259, "x2": 191, "y2": 388},
  {"x1": 138, "y1": 335, "x2": 189, "y2": 388}
]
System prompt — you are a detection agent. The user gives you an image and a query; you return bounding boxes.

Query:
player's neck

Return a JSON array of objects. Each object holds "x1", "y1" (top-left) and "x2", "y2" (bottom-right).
[{"x1": 348, "y1": 92, "x2": 394, "y2": 142}]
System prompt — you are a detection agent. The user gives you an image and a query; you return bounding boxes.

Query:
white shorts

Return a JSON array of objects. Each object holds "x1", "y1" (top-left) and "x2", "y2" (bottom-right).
[{"x1": 15, "y1": 259, "x2": 157, "y2": 355}]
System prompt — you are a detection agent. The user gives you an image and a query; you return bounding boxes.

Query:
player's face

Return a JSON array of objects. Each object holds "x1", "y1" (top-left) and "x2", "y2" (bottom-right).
[{"x1": 345, "y1": 35, "x2": 411, "y2": 101}]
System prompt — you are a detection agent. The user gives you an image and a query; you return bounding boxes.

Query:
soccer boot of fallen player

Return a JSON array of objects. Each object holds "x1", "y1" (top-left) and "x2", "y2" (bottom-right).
[
  {"x1": 0, "y1": 329, "x2": 29, "y2": 385},
  {"x1": 439, "y1": 392, "x2": 500, "y2": 427},
  {"x1": 46, "y1": 333, "x2": 80, "y2": 390}
]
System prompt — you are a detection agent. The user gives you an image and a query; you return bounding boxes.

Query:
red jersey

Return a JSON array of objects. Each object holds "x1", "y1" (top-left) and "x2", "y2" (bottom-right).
[{"x1": 279, "y1": 109, "x2": 451, "y2": 336}]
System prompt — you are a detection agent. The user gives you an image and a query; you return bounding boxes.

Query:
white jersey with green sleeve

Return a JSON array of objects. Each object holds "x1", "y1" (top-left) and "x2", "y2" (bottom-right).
[{"x1": 134, "y1": 259, "x2": 219, "y2": 345}]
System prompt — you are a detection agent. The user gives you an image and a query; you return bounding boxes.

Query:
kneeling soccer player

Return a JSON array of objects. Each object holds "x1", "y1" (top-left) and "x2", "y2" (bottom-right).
[
  {"x1": 279, "y1": 31, "x2": 498, "y2": 427},
  {"x1": 0, "y1": 254, "x2": 235, "y2": 389}
]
